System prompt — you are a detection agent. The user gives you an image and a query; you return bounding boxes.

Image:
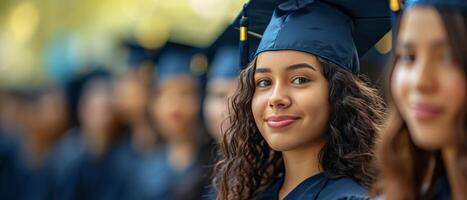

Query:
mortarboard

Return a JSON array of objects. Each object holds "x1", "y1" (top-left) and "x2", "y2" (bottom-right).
[
  {"x1": 405, "y1": 0, "x2": 467, "y2": 10},
  {"x1": 155, "y1": 42, "x2": 207, "y2": 82},
  {"x1": 235, "y1": 0, "x2": 392, "y2": 74},
  {"x1": 207, "y1": 26, "x2": 241, "y2": 79},
  {"x1": 122, "y1": 39, "x2": 161, "y2": 68}
]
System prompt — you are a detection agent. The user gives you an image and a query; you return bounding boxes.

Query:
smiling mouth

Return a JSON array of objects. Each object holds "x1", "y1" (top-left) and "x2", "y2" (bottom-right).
[
  {"x1": 265, "y1": 115, "x2": 301, "y2": 129},
  {"x1": 411, "y1": 103, "x2": 443, "y2": 121}
]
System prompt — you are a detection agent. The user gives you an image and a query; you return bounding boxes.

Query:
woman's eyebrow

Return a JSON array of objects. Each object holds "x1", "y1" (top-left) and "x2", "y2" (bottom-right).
[
  {"x1": 430, "y1": 39, "x2": 449, "y2": 49},
  {"x1": 286, "y1": 63, "x2": 316, "y2": 71},
  {"x1": 255, "y1": 63, "x2": 316, "y2": 74},
  {"x1": 397, "y1": 41, "x2": 414, "y2": 51},
  {"x1": 255, "y1": 67, "x2": 271, "y2": 74}
]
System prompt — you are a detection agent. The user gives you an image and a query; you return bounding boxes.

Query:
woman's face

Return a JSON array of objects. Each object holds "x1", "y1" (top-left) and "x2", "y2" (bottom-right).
[
  {"x1": 392, "y1": 6, "x2": 466, "y2": 150},
  {"x1": 203, "y1": 78, "x2": 237, "y2": 141},
  {"x1": 252, "y1": 50, "x2": 330, "y2": 152},
  {"x1": 114, "y1": 72, "x2": 148, "y2": 120},
  {"x1": 79, "y1": 80, "x2": 116, "y2": 137},
  {"x1": 151, "y1": 76, "x2": 200, "y2": 141}
]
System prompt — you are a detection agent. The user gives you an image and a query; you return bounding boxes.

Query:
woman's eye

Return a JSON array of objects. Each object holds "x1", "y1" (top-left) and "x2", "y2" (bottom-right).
[
  {"x1": 256, "y1": 79, "x2": 272, "y2": 88},
  {"x1": 397, "y1": 53, "x2": 415, "y2": 65},
  {"x1": 291, "y1": 77, "x2": 310, "y2": 85}
]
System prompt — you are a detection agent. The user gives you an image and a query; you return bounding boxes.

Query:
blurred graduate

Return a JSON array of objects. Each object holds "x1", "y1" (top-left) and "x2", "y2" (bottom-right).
[
  {"x1": 375, "y1": 0, "x2": 467, "y2": 199},
  {"x1": 204, "y1": 27, "x2": 241, "y2": 142},
  {"x1": 131, "y1": 42, "x2": 212, "y2": 200},
  {"x1": 0, "y1": 87, "x2": 69, "y2": 200},
  {"x1": 113, "y1": 40, "x2": 158, "y2": 156},
  {"x1": 52, "y1": 70, "x2": 134, "y2": 200}
]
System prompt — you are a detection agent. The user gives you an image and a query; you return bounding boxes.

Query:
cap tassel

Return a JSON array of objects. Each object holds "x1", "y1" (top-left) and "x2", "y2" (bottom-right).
[
  {"x1": 390, "y1": 0, "x2": 401, "y2": 47},
  {"x1": 239, "y1": 4, "x2": 249, "y2": 69}
]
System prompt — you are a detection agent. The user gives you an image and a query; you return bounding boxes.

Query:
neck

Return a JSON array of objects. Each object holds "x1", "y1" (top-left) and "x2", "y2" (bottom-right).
[
  {"x1": 84, "y1": 128, "x2": 113, "y2": 158},
  {"x1": 128, "y1": 113, "x2": 145, "y2": 126},
  {"x1": 25, "y1": 132, "x2": 52, "y2": 167},
  {"x1": 167, "y1": 138, "x2": 196, "y2": 171},
  {"x1": 279, "y1": 140, "x2": 325, "y2": 199},
  {"x1": 442, "y1": 146, "x2": 467, "y2": 200},
  {"x1": 131, "y1": 122, "x2": 156, "y2": 153}
]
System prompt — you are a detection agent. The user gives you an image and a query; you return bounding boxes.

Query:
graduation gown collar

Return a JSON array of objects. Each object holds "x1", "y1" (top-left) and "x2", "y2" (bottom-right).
[{"x1": 260, "y1": 172, "x2": 327, "y2": 200}]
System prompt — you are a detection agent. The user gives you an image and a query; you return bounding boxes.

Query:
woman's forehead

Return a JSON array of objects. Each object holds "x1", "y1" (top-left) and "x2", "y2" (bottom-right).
[
  {"x1": 255, "y1": 50, "x2": 324, "y2": 73},
  {"x1": 398, "y1": 7, "x2": 448, "y2": 49}
]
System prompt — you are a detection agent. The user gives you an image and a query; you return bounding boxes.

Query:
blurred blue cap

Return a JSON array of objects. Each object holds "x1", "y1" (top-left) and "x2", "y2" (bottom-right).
[
  {"x1": 155, "y1": 42, "x2": 204, "y2": 82},
  {"x1": 209, "y1": 46, "x2": 240, "y2": 79},
  {"x1": 122, "y1": 39, "x2": 160, "y2": 68},
  {"x1": 405, "y1": 0, "x2": 467, "y2": 10},
  {"x1": 207, "y1": 26, "x2": 240, "y2": 79}
]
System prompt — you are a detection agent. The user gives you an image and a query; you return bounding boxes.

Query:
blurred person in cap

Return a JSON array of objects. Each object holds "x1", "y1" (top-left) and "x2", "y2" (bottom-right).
[
  {"x1": 113, "y1": 40, "x2": 158, "y2": 156},
  {"x1": 0, "y1": 90, "x2": 25, "y2": 151},
  {"x1": 375, "y1": 0, "x2": 467, "y2": 199},
  {"x1": 213, "y1": 0, "x2": 390, "y2": 199},
  {"x1": 0, "y1": 90, "x2": 23, "y2": 199},
  {"x1": 1, "y1": 87, "x2": 69, "y2": 200},
  {"x1": 204, "y1": 27, "x2": 241, "y2": 142},
  {"x1": 131, "y1": 42, "x2": 211, "y2": 200},
  {"x1": 62, "y1": 70, "x2": 133, "y2": 200},
  {"x1": 0, "y1": 90, "x2": 26, "y2": 194}
]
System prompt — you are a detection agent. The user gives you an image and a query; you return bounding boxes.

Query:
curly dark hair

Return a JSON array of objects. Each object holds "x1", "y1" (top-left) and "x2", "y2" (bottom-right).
[{"x1": 214, "y1": 57, "x2": 386, "y2": 200}]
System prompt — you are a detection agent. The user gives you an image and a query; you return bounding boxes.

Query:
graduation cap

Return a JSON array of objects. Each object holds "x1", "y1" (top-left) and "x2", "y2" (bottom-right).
[
  {"x1": 207, "y1": 26, "x2": 241, "y2": 79},
  {"x1": 155, "y1": 42, "x2": 207, "y2": 82},
  {"x1": 121, "y1": 39, "x2": 161, "y2": 68},
  {"x1": 405, "y1": 0, "x2": 467, "y2": 10},
  {"x1": 235, "y1": 0, "x2": 392, "y2": 74}
]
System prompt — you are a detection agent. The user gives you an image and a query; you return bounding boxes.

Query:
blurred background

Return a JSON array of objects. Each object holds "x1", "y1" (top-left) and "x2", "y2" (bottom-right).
[
  {"x1": 0, "y1": 1, "x2": 392, "y2": 199},
  {"x1": 0, "y1": 0, "x2": 245, "y2": 87}
]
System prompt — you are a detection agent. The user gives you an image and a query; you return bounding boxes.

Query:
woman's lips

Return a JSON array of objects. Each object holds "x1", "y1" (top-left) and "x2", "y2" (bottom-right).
[
  {"x1": 411, "y1": 103, "x2": 443, "y2": 120},
  {"x1": 266, "y1": 115, "x2": 301, "y2": 128}
]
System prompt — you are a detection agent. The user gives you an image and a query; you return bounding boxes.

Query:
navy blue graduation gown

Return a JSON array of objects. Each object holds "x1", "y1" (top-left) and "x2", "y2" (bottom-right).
[
  {"x1": 131, "y1": 145, "x2": 208, "y2": 200},
  {"x1": 259, "y1": 173, "x2": 368, "y2": 200}
]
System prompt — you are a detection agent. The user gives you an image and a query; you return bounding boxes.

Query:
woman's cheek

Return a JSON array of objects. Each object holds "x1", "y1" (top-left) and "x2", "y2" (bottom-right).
[
  {"x1": 252, "y1": 92, "x2": 268, "y2": 123},
  {"x1": 391, "y1": 67, "x2": 410, "y2": 107}
]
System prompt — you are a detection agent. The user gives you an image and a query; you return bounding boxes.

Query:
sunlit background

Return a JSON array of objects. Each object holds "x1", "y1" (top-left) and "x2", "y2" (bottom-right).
[{"x1": 0, "y1": 0, "x2": 246, "y2": 88}]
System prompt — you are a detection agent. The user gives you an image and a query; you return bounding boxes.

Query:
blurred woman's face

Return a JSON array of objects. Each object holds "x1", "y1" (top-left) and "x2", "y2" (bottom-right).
[
  {"x1": 152, "y1": 76, "x2": 200, "y2": 141},
  {"x1": 203, "y1": 78, "x2": 237, "y2": 141},
  {"x1": 79, "y1": 80, "x2": 115, "y2": 134},
  {"x1": 252, "y1": 50, "x2": 330, "y2": 152},
  {"x1": 38, "y1": 89, "x2": 68, "y2": 135},
  {"x1": 392, "y1": 6, "x2": 466, "y2": 150},
  {"x1": 114, "y1": 72, "x2": 148, "y2": 120}
]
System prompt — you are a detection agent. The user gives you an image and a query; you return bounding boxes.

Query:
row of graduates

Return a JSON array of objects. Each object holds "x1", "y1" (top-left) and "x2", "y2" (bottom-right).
[{"x1": 0, "y1": 36, "x2": 241, "y2": 199}]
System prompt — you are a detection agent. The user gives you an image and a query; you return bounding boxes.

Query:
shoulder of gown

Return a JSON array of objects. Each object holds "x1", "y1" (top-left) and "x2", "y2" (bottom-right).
[{"x1": 316, "y1": 177, "x2": 369, "y2": 200}]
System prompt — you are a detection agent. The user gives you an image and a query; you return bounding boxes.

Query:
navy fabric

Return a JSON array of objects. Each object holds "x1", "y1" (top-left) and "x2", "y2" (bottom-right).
[
  {"x1": 259, "y1": 173, "x2": 368, "y2": 200},
  {"x1": 234, "y1": 0, "x2": 392, "y2": 74},
  {"x1": 131, "y1": 145, "x2": 206, "y2": 200},
  {"x1": 155, "y1": 43, "x2": 201, "y2": 82},
  {"x1": 57, "y1": 130, "x2": 135, "y2": 200},
  {"x1": 207, "y1": 26, "x2": 241, "y2": 79},
  {"x1": 405, "y1": 0, "x2": 467, "y2": 10},
  {"x1": 209, "y1": 46, "x2": 240, "y2": 79},
  {"x1": 122, "y1": 40, "x2": 160, "y2": 67}
]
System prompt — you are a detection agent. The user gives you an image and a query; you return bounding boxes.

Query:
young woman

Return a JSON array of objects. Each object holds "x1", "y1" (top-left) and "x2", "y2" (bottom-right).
[
  {"x1": 132, "y1": 43, "x2": 211, "y2": 200},
  {"x1": 376, "y1": 0, "x2": 466, "y2": 199},
  {"x1": 214, "y1": 0, "x2": 390, "y2": 199},
  {"x1": 204, "y1": 44, "x2": 240, "y2": 141}
]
